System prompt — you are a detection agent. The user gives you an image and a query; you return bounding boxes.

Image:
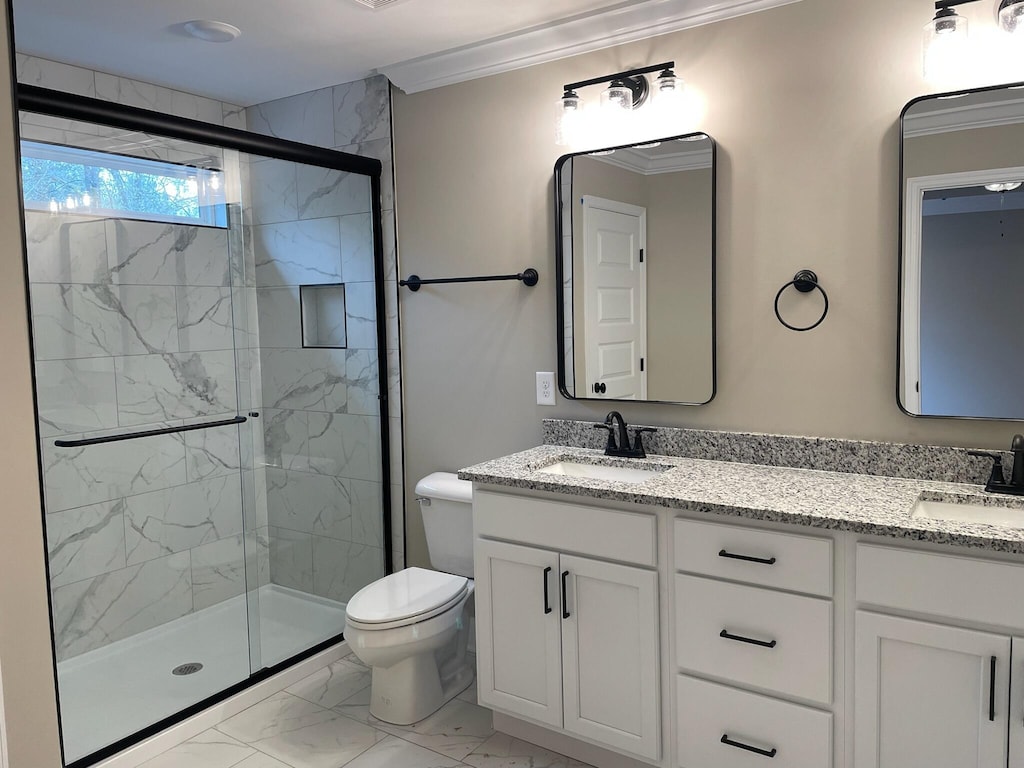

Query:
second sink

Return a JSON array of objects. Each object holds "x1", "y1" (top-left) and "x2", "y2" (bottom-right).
[{"x1": 912, "y1": 497, "x2": 1024, "y2": 530}]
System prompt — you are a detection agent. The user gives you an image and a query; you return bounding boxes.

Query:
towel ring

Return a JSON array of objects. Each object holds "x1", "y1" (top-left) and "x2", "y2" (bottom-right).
[{"x1": 774, "y1": 270, "x2": 828, "y2": 332}]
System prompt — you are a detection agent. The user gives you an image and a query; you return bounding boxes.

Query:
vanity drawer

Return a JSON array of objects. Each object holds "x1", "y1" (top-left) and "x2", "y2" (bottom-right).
[
  {"x1": 675, "y1": 574, "x2": 832, "y2": 705},
  {"x1": 674, "y1": 518, "x2": 832, "y2": 597},
  {"x1": 473, "y1": 490, "x2": 656, "y2": 566},
  {"x1": 676, "y1": 674, "x2": 832, "y2": 768},
  {"x1": 857, "y1": 543, "x2": 1024, "y2": 630}
]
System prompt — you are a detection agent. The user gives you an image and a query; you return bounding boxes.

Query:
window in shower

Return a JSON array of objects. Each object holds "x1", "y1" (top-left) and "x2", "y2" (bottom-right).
[
  {"x1": 21, "y1": 140, "x2": 227, "y2": 226},
  {"x1": 19, "y1": 91, "x2": 390, "y2": 768}
]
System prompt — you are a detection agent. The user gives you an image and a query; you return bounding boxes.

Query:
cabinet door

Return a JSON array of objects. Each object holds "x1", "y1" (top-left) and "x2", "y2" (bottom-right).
[
  {"x1": 474, "y1": 539, "x2": 562, "y2": 726},
  {"x1": 560, "y1": 554, "x2": 660, "y2": 760},
  {"x1": 854, "y1": 611, "x2": 1010, "y2": 768}
]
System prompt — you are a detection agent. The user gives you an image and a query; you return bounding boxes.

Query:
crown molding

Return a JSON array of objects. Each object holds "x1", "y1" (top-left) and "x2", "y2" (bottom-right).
[
  {"x1": 380, "y1": 0, "x2": 803, "y2": 94},
  {"x1": 904, "y1": 94, "x2": 1024, "y2": 138},
  {"x1": 591, "y1": 144, "x2": 712, "y2": 174}
]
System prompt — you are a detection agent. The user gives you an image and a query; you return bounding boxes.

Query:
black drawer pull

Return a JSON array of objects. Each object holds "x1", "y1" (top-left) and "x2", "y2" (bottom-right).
[
  {"x1": 543, "y1": 566, "x2": 552, "y2": 614},
  {"x1": 720, "y1": 629, "x2": 777, "y2": 648},
  {"x1": 721, "y1": 734, "x2": 777, "y2": 758},
  {"x1": 561, "y1": 570, "x2": 570, "y2": 619},
  {"x1": 989, "y1": 655, "x2": 997, "y2": 722},
  {"x1": 719, "y1": 549, "x2": 776, "y2": 565}
]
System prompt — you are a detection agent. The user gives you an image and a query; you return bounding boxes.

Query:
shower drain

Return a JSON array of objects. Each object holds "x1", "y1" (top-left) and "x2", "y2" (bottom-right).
[{"x1": 172, "y1": 662, "x2": 204, "y2": 676}]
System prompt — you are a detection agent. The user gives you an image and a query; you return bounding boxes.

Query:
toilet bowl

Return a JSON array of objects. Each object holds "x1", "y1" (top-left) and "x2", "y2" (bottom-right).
[{"x1": 345, "y1": 473, "x2": 475, "y2": 724}]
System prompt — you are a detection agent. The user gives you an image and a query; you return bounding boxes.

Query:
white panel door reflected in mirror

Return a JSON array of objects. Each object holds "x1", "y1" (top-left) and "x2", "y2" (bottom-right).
[
  {"x1": 900, "y1": 87, "x2": 1024, "y2": 419},
  {"x1": 556, "y1": 133, "x2": 716, "y2": 405}
]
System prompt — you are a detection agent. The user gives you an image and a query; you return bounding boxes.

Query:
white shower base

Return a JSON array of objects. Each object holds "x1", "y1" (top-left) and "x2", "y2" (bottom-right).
[{"x1": 58, "y1": 584, "x2": 347, "y2": 763}]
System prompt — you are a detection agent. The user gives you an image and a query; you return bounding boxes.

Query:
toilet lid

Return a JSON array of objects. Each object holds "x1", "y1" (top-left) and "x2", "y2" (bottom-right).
[{"x1": 346, "y1": 567, "x2": 469, "y2": 625}]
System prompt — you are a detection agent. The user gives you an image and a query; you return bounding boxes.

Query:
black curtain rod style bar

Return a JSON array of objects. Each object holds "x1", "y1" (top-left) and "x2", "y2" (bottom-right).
[
  {"x1": 563, "y1": 62, "x2": 675, "y2": 93},
  {"x1": 54, "y1": 416, "x2": 247, "y2": 448},
  {"x1": 400, "y1": 268, "x2": 539, "y2": 292}
]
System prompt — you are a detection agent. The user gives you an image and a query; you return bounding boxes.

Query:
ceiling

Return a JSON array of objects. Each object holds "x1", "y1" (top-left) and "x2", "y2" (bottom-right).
[{"x1": 11, "y1": 0, "x2": 798, "y2": 107}]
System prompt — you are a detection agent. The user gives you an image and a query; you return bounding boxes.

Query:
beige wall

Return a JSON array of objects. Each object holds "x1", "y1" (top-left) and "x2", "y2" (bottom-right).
[
  {"x1": 393, "y1": 0, "x2": 1021, "y2": 568},
  {"x1": 0, "y1": 3, "x2": 64, "y2": 765}
]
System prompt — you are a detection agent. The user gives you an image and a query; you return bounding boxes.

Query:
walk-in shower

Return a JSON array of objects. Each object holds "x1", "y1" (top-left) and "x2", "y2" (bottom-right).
[{"x1": 17, "y1": 86, "x2": 391, "y2": 766}]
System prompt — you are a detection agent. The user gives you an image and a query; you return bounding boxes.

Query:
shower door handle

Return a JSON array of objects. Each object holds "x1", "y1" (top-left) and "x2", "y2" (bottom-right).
[
  {"x1": 54, "y1": 416, "x2": 247, "y2": 447},
  {"x1": 543, "y1": 566, "x2": 552, "y2": 614}
]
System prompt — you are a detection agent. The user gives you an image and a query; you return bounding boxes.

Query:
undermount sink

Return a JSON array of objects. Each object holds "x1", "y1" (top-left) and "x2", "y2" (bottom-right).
[
  {"x1": 537, "y1": 460, "x2": 669, "y2": 484},
  {"x1": 912, "y1": 498, "x2": 1024, "y2": 530}
]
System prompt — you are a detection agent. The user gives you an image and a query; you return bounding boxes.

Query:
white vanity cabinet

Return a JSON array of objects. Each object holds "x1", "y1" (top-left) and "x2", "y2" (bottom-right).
[
  {"x1": 473, "y1": 491, "x2": 662, "y2": 760},
  {"x1": 854, "y1": 543, "x2": 1024, "y2": 768},
  {"x1": 469, "y1": 477, "x2": 1024, "y2": 768}
]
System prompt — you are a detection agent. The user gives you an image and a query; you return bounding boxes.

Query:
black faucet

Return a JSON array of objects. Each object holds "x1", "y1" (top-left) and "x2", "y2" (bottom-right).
[
  {"x1": 969, "y1": 434, "x2": 1024, "y2": 496},
  {"x1": 593, "y1": 411, "x2": 656, "y2": 459}
]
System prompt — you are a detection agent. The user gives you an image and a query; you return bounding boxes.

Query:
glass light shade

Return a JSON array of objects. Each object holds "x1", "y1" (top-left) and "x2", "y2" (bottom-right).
[
  {"x1": 656, "y1": 71, "x2": 682, "y2": 96},
  {"x1": 555, "y1": 93, "x2": 583, "y2": 146},
  {"x1": 601, "y1": 82, "x2": 633, "y2": 112},
  {"x1": 1000, "y1": 0, "x2": 1024, "y2": 33},
  {"x1": 923, "y1": 10, "x2": 968, "y2": 81}
]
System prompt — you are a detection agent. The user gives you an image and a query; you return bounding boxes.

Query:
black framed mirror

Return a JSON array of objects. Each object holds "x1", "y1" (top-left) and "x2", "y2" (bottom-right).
[
  {"x1": 899, "y1": 84, "x2": 1024, "y2": 420},
  {"x1": 555, "y1": 132, "x2": 716, "y2": 404}
]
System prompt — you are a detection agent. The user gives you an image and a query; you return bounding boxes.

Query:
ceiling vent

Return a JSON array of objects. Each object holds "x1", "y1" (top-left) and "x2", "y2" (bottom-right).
[{"x1": 350, "y1": 0, "x2": 403, "y2": 8}]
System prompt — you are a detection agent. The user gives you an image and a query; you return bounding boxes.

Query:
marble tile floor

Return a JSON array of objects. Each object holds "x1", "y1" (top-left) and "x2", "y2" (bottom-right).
[{"x1": 136, "y1": 652, "x2": 595, "y2": 768}]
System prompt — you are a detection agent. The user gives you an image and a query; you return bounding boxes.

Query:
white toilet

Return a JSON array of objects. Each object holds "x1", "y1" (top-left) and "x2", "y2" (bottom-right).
[{"x1": 344, "y1": 472, "x2": 475, "y2": 725}]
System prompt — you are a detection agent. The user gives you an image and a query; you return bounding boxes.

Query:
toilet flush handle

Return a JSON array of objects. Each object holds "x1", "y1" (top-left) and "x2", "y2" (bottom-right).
[{"x1": 416, "y1": 497, "x2": 431, "y2": 506}]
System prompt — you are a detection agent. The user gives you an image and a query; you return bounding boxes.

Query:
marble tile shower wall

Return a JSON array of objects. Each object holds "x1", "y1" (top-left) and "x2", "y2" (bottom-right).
[
  {"x1": 245, "y1": 74, "x2": 402, "y2": 601},
  {"x1": 16, "y1": 55, "x2": 253, "y2": 661}
]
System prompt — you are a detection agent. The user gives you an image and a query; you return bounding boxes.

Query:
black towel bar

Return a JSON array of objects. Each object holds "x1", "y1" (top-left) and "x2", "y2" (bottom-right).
[{"x1": 400, "y1": 268, "x2": 539, "y2": 291}]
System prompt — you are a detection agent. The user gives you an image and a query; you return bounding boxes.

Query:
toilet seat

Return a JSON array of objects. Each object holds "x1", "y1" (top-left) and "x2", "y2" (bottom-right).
[{"x1": 346, "y1": 567, "x2": 469, "y2": 630}]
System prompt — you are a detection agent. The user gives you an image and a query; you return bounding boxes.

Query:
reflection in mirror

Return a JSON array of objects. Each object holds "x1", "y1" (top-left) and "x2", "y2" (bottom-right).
[
  {"x1": 555, "y1": 133, "x2": 715, "y2": 404},
  {"x1": 900, "y1": 86, "x2": 1024, "y2": 419}
]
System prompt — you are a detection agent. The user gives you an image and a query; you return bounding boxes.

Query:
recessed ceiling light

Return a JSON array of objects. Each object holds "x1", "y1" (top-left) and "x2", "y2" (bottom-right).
[
  {"x1": 183, "y1": 20, "x2": 242, "y2": 43},
  {"x1": 350, "y1": 0, "x2": 403, "y2": 8}
]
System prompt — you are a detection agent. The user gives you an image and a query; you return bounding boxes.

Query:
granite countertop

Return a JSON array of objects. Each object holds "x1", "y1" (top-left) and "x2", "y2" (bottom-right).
[{"x1": 458, "y1": 445, "x2": 1024, "y2": 555}]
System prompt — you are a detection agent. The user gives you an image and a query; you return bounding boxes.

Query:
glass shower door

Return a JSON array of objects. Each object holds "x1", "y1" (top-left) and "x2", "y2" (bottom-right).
[
  {"x1": 239, "y1": 153, "x2": 386, "y2": 668},
  {"x1": 20, "y1": 110, "x2": 255, "y2": 763},
  {"x1": 19, "y1": 94, "x2": 389, "y2": 766}
]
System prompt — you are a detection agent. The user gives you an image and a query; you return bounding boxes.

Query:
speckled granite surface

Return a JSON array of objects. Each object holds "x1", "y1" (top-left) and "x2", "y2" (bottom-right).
[
  {"x1": 542, "y1": 419, "x2": 1015, "y2": 485},
  {"x1": 458, "y1": 445, "x2": 1024, "y2": 554}
]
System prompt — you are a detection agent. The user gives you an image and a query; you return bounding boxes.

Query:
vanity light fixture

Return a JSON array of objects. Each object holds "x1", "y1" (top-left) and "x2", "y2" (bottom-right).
[
  {"x1": 555, "y1": 61, "x2": 683, "y2": 146},
  {"x1": 923, "y1": 0, "x2": 1024, "y2": 78}
]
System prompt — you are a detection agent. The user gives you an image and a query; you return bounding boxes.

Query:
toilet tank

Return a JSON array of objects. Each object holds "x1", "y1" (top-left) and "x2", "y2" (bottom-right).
[{"x1": 416, "y1": 472, "x2": 474, "y2": 578}]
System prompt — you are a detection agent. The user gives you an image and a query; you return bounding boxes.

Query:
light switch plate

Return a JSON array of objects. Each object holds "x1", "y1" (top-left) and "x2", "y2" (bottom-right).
[{"x1": 536, "y1": 372, "x2": 556, "y2": 406}]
